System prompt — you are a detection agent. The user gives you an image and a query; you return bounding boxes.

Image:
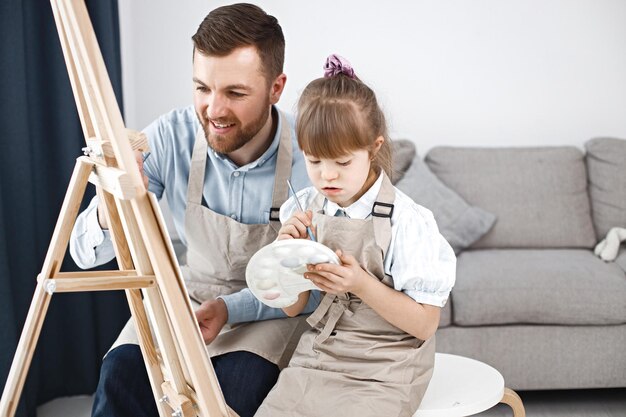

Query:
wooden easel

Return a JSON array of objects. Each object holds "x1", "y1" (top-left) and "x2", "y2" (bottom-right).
[{"x1": 0, "y1": 0, "x2": 236, "y2": 416}]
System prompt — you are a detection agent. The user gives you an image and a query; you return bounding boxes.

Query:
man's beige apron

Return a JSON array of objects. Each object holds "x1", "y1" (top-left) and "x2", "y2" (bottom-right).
[
  {"x1": 111, "y1": 111, "x2": 307, "y2": 368},
  {"x1": 256, "y1": 173, "x2": 436, "y2": 417}
]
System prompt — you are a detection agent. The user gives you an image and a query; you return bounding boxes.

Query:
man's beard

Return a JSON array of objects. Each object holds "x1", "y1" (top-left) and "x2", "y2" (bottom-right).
[{"x1": 198, "y1": 103, "x2": 270, "y2": 154}]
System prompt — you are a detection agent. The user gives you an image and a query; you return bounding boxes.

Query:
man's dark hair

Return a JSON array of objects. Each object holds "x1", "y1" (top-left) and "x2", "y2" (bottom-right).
[{"x1": 192, "y1": 3, "x2": 285, "y2": 81}]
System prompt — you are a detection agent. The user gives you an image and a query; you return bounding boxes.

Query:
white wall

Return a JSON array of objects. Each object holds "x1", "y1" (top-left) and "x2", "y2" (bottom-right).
[{"x1": 119, "y1": 0, "x2": 626, "y2": 154}]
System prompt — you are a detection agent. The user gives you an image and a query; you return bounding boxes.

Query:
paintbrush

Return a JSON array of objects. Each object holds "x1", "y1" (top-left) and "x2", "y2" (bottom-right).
[{"x1": 287, "y1": 180, "x2": 316, "y2": 242}]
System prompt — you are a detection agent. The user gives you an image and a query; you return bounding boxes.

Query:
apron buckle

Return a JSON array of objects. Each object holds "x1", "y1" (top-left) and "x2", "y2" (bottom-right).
[
  {"x1": 371, "y1": 201, "x2": 394, "y2": 218},
  {"x1": 269, "y1": 207, "x2": 281, "y2": 222}
]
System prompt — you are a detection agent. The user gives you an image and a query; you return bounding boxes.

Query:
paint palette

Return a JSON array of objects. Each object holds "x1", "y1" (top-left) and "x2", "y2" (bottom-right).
[{"x1": 246, "y1": 239, "x2": 340, "y2": 308}]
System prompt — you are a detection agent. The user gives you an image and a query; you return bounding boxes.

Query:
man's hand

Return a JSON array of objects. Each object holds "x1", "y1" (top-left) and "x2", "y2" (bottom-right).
[{"x1": 195, "y1": 298, "x2": 229, "y2": 344}]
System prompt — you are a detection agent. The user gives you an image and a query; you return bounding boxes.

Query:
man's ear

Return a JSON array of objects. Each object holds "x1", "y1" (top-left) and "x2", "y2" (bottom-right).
[{"x1": 269, "y1": 73, "x2": 287, "y2": 104}]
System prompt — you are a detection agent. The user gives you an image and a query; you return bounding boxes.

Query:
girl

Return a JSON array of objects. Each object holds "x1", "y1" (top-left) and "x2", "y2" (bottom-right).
[{"x1": 255, "y1": 55, "x2": 456, "y2": 417}]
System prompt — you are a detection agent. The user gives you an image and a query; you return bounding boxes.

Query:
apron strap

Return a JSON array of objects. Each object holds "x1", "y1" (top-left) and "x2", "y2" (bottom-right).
[
  {"x1": 307, "y1": 293, "x2": 354, "y2": 345},
  {"x1": 269, "y1": 109, "x2": 293, "y2": 222},
  {"x1": 306, "y1": 292, "x2": 335, "y2": 328},
  {"x1": 371, "y1": 172, "x2": 395, "y2": 261},
  {"x1": 187, "y1": 127, "x2": 209, "y2": 205}
]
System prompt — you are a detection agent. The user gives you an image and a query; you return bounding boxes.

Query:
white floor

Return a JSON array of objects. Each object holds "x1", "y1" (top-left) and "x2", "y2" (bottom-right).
[
  {"x1": 37, "y1": 389, "x2": 626, "y2": 417},
  {"x1": 37, "y1": 395, "x2": 92, "y2": 417}
]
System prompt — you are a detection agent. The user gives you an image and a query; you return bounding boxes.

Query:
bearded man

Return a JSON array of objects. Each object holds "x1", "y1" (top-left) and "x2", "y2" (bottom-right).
[{"x1": 70, "y1": 4, "x2": 316, "y2": 417}]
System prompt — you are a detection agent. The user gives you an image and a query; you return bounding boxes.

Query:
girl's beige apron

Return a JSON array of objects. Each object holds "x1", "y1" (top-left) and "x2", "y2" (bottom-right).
[
  {"x1": 111, "y1": 112, "x2": 307, "y2": 368},
  {"x1": 255, "y1": 173, "x2": 436, "y2": 417}
]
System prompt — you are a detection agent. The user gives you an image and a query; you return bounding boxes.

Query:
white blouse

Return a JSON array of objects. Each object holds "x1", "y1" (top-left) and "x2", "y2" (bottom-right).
[{"x1": 280, "y1": 174, "x2": 456, "y2": 307}]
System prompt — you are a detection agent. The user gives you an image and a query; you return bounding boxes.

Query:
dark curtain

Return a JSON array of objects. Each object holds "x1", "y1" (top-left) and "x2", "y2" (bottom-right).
[{"x1": 0, "y1": 1, "x2": 130, "y2": 416}]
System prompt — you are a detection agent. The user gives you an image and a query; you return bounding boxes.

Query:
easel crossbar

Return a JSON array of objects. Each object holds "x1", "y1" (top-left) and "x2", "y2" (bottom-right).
[{"x1": 36, "y1": 274, "x2": 156, "y2": 293}]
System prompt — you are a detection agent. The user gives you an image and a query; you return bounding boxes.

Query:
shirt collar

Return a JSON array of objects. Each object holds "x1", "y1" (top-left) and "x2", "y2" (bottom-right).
[
  {"x1": 210, "y1": 106, "x2": 281, "y2": 171},
  {"x1": 324, "y1": 172, "x2": 384, "y2": 219}
]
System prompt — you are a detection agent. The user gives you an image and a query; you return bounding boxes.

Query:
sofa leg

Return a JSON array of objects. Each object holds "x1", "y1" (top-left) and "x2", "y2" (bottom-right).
[{"x1": 500, "y1": 388, "x2": 525, "y2": 417}]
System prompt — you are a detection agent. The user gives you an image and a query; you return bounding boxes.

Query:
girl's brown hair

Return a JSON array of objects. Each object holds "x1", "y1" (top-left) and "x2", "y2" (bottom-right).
[{"x1": 296, "y1": 74, "x2": 392, "y2": 178}]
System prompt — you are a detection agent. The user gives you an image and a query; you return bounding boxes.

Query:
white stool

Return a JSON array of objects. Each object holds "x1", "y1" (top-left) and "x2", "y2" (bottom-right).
[{"x1": 414, "y1": 353, "x2": 525, "y2": 417}]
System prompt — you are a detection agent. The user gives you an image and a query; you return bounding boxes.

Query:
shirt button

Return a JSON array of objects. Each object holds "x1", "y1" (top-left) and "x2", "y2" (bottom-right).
[
  {"x1": 231, "y1": 214, "x2": 237, "y2": 220},
  {"x1": 233, "y1": 171, "x2": 240, "y2": 177}
]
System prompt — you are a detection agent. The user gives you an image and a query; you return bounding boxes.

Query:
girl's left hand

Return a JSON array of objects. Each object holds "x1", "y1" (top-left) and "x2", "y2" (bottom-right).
[{"x1": 304, "y1": 250, "x2": 377, "y2": 296}]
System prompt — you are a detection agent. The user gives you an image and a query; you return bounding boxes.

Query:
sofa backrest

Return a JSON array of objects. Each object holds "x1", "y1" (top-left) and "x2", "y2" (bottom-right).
[
  {"x1": 391, "y1": 139, "x2": 416, "y2": 184},
  {"x1": 424, "y1": 146, "x2": 597, "y2": 249},
  {"x1": 585, "y1": 137, "x2": 626, "y2": 240}
]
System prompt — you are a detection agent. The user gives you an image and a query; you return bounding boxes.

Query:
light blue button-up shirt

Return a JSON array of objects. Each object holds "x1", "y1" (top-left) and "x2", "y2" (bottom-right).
[{"x1": 69, "y1": 105, "x2": 317, "y2": 322}]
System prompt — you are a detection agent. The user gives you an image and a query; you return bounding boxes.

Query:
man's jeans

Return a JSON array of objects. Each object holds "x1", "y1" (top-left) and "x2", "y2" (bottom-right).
[{"x1": 91, "y1": 344, "x2": 280, "y2": 417}]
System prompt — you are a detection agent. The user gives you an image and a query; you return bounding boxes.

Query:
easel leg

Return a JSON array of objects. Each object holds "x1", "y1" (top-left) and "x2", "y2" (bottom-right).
[
  {"x1": 0, "y1": 158, "x2": 92, "y2": 417},
  {"x1": 0, "y1": 284, "x2": 52, "y2": 416},
  {"x1": 500, "y1": 387, "x2": 525, "y2": 417},
  {"x1": 126, "y1": 289, "x2": 171, "y2": 417}
]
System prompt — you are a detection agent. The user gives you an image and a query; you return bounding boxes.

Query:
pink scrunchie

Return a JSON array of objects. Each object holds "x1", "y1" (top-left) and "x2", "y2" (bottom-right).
[{"x1": 323, "y1": 54, "x2": 355, "y2": 79}]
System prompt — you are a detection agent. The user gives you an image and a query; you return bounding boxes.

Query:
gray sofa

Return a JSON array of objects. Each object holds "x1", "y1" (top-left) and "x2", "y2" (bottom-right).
[{"x1": 392, "y1": 137, "x2": 626, "y2": 390}]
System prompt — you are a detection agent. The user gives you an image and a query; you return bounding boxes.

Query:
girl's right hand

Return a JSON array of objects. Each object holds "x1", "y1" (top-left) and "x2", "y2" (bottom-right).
[{"x1": 277, "y1": 210, "x2": 315, "y2": 240}]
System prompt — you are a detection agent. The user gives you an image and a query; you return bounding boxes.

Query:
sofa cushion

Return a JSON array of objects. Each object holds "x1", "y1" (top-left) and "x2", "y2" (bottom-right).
[
  {"x1": 391, "y1": 139, "x2": 416, "y2": 184},
  {"x1": 395, "y1": 154, "x2": 496, "y2": 253},
  {"x1": 585, "y1": 137, "x2": 626, "y2": 240},
  {"x1": 425, "y1": 147, "x2": 596, "y2": 249},
  {"x1": 452, "y1": 249, "x2": 626, "y2": 326},
  {"x1": 617, "y1": 248, "x2": 626, "y2": 275}
]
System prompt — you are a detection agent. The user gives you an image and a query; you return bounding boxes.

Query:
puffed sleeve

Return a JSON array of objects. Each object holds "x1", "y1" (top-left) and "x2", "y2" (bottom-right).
[
  {"x1": 279, "y1": 187, "x2": 317, "y2": 223},
  {"x1": 389, "y1": 203, "x2": 456, "y2": 307},
  {"x1": 69, "y1": 195, "x2": 116, "y2": 269}
]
